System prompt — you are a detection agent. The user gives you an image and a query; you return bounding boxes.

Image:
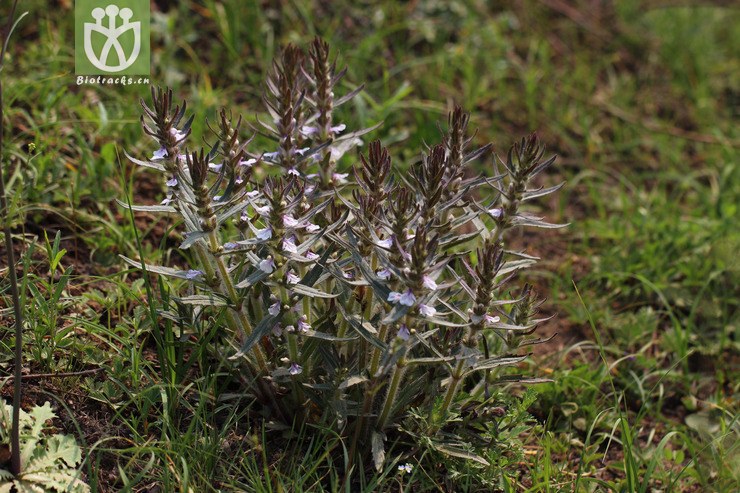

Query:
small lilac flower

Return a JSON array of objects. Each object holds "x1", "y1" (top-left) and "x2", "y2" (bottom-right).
[
  {"x1": 170, "y1": 127, "x2": 187, "y2": 141},
  {"x1": 246, "y1": 190, "x2": 260, "y2": 198},
  {"x1": 485, "y1": 314, "x2": 501, "y2": 325},
  {"x1": 282, "y1": 237, "x2": 298, "y2": 254},
  {"x1": 376, "y1": 268, "x2": 391, "y2": 280},
  {"x1": 331, "y1": 123, "x2": 346, "y2": 134},
  {"x1": 268, "y1": 301, "x2": 281, "y2": 316},
  {"x1": 152, "y1": 147, "x2": 167, "y2": 160},
  {"x1": 184, "y1": 269, "x2": 203, "y2": 280},
  {"x1": 263, "y1": 151, "x2": 279, "y2": 160},
  {"x1": 388, "y1": 289, "x2": 416, "y2": 306},
  {"x1": 398, "y1": 463, "x2": 413, "y2": 474},
  {"x1": 259, "y1": 257, "x2": 275, "y2": 273},
  {"x1": 305, "y1": 185, "x2": 316, "y2": 195},
  {"x1": 213, "y1": 195, "x2": 222, "y2": 202},
  {"x1": 235, "y1": 176, "x2": 244, "y2": 185},
  {"x1": 397, "y1": 325, "x2": 410, "y2": 341},
  {"x1": 304, "y1": 222, "x2": 320, "y2": 233},
  {"x1": 287, "y1": 167, "x2": 301, "y2": 177},
  {"x1": 296, "y1": 147, "x2": 310, "y2": 156},
  {"x1": 289, "y1": 363, "x2": 303, "y2": 375},
  {"x1": 254, "y1": 205, "x2": 271, "y2": 216},
  {"x1": 422, "y1": 275, "x2": 438, "y2": 290},
  {"x1": 419, "y1": 304, "x2": 436, "y2": 317},
  {"x1": 283, "y1": 214, "x2": 300, "y2": 228},
  {"x1": 285, "y1": 325, "x2": 296, "y2": 332},
  {"x1": 166, "y1": 176, "x2": 178, "y2": 187},
  {"x1": 239, "y1": 158, "x2": 256, "y2": 167},
  {"x1": 297, "y1": 316, "x2": 311, "y2": 332},
  {"x1": 272, "y1": 324, "x2": 283, "y2": 337},
  {"x1": 300, "y1": 125, "x2": 318, "y2": 136},
  {"x1": 377, "y1": 238, "x2": 393, "y2": 248},
  {"x1": 160, "y1": 195, "x2": 173, "y2": 206},
  {"x1": 399, "y1": 290, "x2": 417, "y2": 306},
  {"x1": 305, "y1": 251, "x2": 320, "y2": 261},
  {"x1": 255, "y1": 227, "x2": 272, "y2": 241},
  {"x1": 240, "y1": 211, "x2": 249, "y2": 222},
  {"x1": 224, "y1": 242, "x2": 238, "y2": 250},
  {"x1": 286, "y1": 270, "x2": 300, "y2": 284},
  {"x1": 489, "y1": 208, "x2": 503, "y2": 219},
  {"x1": 209, "y1": 162, "x2": 223, "y2": 173},
  {"x1": 332, "y1": 172, "x2": 349, "y2": 184}
]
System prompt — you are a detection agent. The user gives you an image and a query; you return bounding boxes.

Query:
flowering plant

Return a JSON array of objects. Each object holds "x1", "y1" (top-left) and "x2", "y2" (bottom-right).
[{"x1": 121, "y1": 38, "x2": 565, "y2": 474}]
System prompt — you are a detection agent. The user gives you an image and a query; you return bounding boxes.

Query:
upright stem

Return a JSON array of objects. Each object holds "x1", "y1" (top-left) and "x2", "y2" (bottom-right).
[
  {"x1": 0, "y1": 32, "x2": 24, "y2": 475},
  {"x1": 376, "y1": 357, "x2": 406, "y2": 430}
]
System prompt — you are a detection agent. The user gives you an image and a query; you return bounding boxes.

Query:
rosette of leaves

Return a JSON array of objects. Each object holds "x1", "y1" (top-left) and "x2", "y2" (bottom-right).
[
  {"x1": 120, "y1": 38, "x2": 565, "y2": 472},
  {"x1": 0, "y1": 402, "x2": 88, "y2": 493}
]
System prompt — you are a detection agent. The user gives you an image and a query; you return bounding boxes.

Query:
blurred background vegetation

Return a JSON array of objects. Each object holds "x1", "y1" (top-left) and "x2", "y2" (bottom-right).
[{"x1": 1, "y1": 0, "x2": 738, "y2": 491}]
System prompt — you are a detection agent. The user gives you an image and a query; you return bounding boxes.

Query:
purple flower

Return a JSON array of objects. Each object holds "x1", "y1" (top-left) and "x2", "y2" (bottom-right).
[
  {"x1": 332, "y1": 172, "x2": 349, "y2": 184},
  {"x1": 398, "y1": 324, "x2": 410, "y2": 341},
  {"x1": 285, "y1": 324, "x2": 295, "y2": 332},
  {"x1": 398, "y1": 463, "x2": 413, "y2": 474},
  {"x1": 259, "y1": 257, "x2": 275, "y2": 273},
  {"x1": 224, "y1": 242, "x2": 238, "y2": 250},
  {"x1": 419, "y1": 304, "x2": 436, "y2": 317},
  {"x1": 297, "y1": 316, "x2": 311, "y2": 332},
  {"x1": 286, "y1": 270, "x2": 300, "y2": 284},
  {"x1": 209, "y1": 162, "x2": 223, "y2": 173},
  {"x1": 288, "y1": 167, "x2": 301, "y2": 177},
  {"x1": 485, "y1": 314, "x2": 501, "y2": 325},
  {"x1": 254, "y1": 205, "x2": 271, "y2": 216},
  {"x1": 282, "y1": 237, "x2": 298, "y2": 254},
  {"x1": 166, "y1": 176, "x2": 178, "y2": 187},
  {"x1": 388, "y1": 289, "x2": 416, "y2": 306},
  {"x1": 255, "y1": 227, "x2": 272, "y2": 241},
  {"x1": 160, "y1": 195, "x2": 173, "y2": 206},
  {"x1": 240, "y1": 158, "x2": 256, "y2": 167},
  {"x1": 305, "y1": 222, "x2": 320, "y2": 233},
  {"x1": 152, "y1": 147, "x2": 167, "y2": 160},
  {"x1": 213, "y1": 195, "x2": 222, "y2": 202},
  {"x1": 376, "y1": 268, "x2": 391, "y2": 280},
  {"x1": 283, "y1": 214, "x2": 300, "y2": 228},
  {"x1": 422, "y1": 275, "x2": 437, "y2": 290},
  {"x1": 170, "y1": 127, "x2": 187, "y2": 141},
  {"x1": 377, "y1": 237, "x2": 393, "y2": 249},
  {"x1": 268, "y1": 301, "x2": 281, "y2": 316},
  {"x1": 488, "y1": 208, "x2": 503, "y2": 219},
  {"x1": 272, "y1": 324, "x2": 283, "y2": 337},
  {"x1": 289, "y1": 363, "x2": 303, "y2": 375},
  {"x1": 246, "y1": 190, "x2": 260, "y2": 198},
  {"x1": 184, "y1": 269, "x2": 203, "y2": 280},
  {"x1": 305, "y1": 251, "x2": 320, "y2": 261}
]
